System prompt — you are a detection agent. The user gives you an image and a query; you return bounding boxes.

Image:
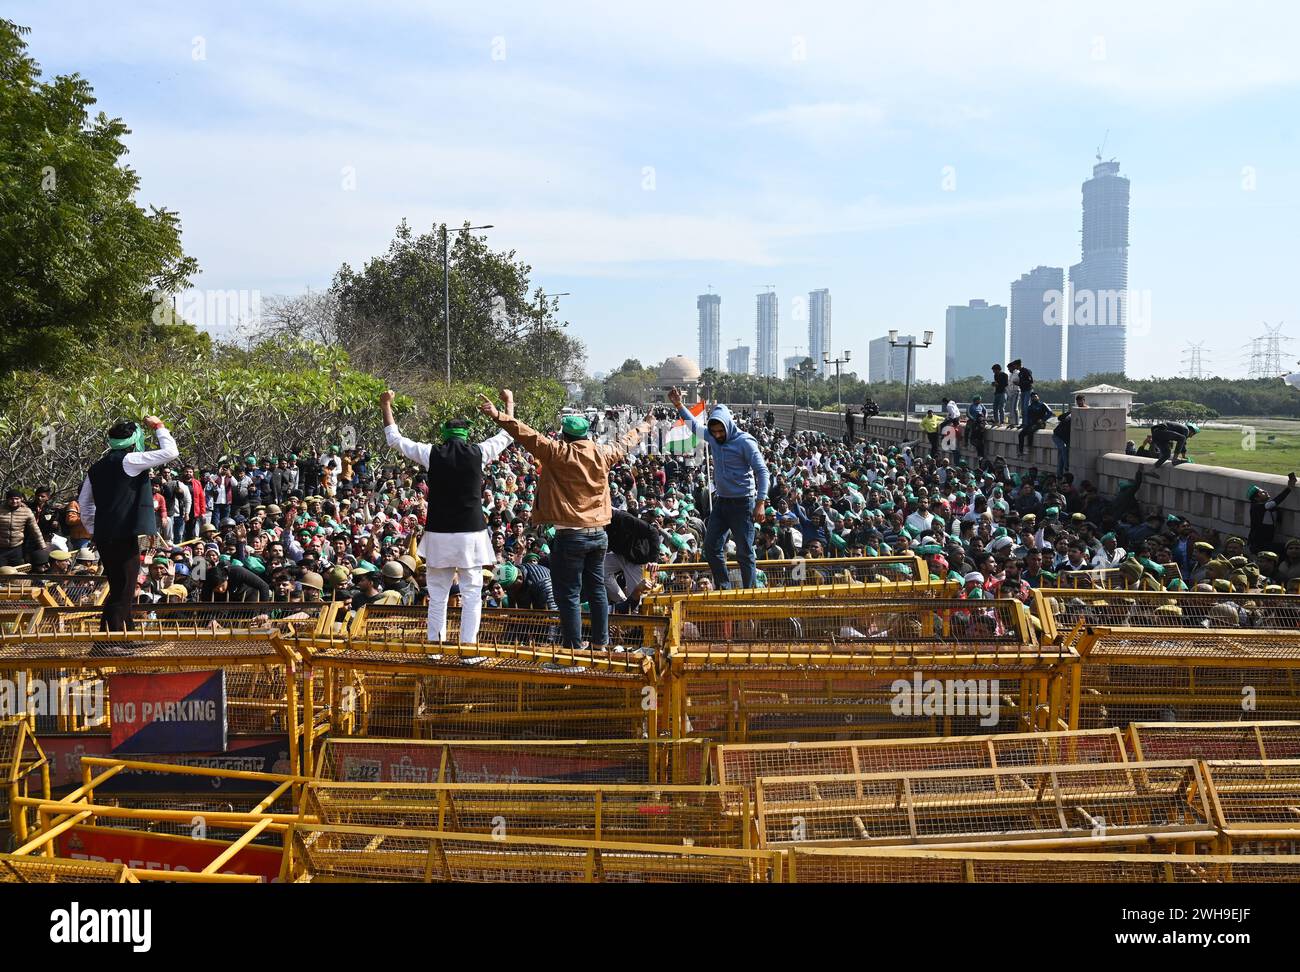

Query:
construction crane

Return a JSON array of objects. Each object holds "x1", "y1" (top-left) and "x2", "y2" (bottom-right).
[{"x1": 1096, "y1": 130, "x2": 1109, "y2": 163}]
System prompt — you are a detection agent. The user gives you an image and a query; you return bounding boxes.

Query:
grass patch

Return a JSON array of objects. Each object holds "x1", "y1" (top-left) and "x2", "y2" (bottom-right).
[{"x1": 1128, "y1": 426, "x2": 1300, "y2": 477}]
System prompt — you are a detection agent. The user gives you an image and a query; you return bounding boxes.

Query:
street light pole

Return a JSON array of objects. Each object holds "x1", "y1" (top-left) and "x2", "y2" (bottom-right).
[
  {"x1": 889, "y1": 330, "x2": 933, "y2": 437},
  {"x1": 443, "y1": 222, "x2": 494, "y2": 384},
  {"x1": 823, "y1": 350, "x2": 851, "y2": 412}
]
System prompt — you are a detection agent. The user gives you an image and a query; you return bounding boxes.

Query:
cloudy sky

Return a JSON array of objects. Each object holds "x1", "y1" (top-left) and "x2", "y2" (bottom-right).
[{"x1": 13, "y1": 0, "x2": 1300, "y2": 380}]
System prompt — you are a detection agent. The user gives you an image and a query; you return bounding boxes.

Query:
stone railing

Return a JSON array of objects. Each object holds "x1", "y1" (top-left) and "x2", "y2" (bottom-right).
[{"x1": 728, "y1": 403, "x2": 1294, "y2": 540}]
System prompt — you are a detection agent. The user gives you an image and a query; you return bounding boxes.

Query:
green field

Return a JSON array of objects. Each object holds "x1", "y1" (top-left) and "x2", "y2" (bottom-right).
[{"x1": 1128, "y1": 426, "x2": 1300, "y2": 478}]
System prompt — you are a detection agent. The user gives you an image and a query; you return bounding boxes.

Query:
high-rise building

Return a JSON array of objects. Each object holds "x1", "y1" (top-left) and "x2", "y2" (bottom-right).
[
  {"x1": 726, "y1": 345, "x2": 751, "y2": 375},
  {"x1": 722, "y1": 345, "x2": 754, "y2": 376},
  {"x1": 945, "y1": 300, "x2": 1007, "y2": 382},
  {"x1": 1067, "y1": 159, "x2": 1130, "y2": 379},
  {"x1": 1010, "y1": 266, "x2": 1065, "y2": 380},
  {"x1": 696, "y1": 293, "x2": 721, "y2": 372},
  {"x1": 808, "y1": 289, "x2": 831, "y2": 376},
  {"x1": 783, "y1": 355, "x2": 806, "y2": 377},
  {"x1": 868, "y1": 335, "x2": 916, "y2": 383},
  {"x1": 756, "y1": 291, "x2": 779, "y2": 377}
]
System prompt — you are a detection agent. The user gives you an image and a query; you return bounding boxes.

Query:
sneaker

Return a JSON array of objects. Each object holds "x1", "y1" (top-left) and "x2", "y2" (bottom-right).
[{"x1": 541, "y1": 661, "x2": 588, "y2": 673}]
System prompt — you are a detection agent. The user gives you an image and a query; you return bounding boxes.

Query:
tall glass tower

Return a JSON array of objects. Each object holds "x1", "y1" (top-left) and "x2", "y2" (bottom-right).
[
  {"x1": 1067, "y1": 159, "x2": 1130, "y2": 379},
  {"x1": 697, "y1": 293, "x2": 721, "y2": 372}
]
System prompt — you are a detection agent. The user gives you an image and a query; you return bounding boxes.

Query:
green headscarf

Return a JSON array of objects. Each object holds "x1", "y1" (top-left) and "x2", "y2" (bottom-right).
[
  {"x1": 108, "y1": 424, "x2": 146, "y2": 452},
  {"x1": 441, "y1": 421, "x2": 470, "y2": 442}
]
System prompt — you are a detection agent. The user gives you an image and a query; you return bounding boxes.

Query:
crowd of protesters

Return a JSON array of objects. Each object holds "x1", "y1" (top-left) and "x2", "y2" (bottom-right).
[{"x1": 3, "y1": 382, "x2": 1299, "y2": 646}]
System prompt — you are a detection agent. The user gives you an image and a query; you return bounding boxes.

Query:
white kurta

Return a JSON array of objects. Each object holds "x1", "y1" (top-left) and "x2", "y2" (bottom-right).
[{"x1": 384, "y1": 423, "x2": 512, "y2": 568}]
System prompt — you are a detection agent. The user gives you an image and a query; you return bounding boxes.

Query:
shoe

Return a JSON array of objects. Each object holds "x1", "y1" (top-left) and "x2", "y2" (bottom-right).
[{"x1": 541, "y1": 661, "x2": 588, "y2": 673}]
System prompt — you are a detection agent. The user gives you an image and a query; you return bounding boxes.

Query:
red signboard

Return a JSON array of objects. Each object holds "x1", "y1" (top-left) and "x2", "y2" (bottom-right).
[
  {"x1": 109, "y1": 670, "x2": 228, "y2": 754},
  {"x1": 57, "y1": 825, "x2": 282, "y2": 882}
]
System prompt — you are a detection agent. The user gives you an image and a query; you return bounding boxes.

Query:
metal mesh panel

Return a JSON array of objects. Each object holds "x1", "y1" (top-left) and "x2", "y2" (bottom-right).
[
  {"x1": 653, "y1": 555, "x2": 926, "y2": 590},
  {"x1": 19, "y1": 603, "x2": 329, "y2": 642},
  {"x1": 1085, "y1": 631, "x2": 1300, "y2": 661},
  {"x1": 754, "y1": 760, "x2": 1212, "y2": 848},
  {"x1": 289, "y1": 825, "x2": 775, "y2": 883},
  {"x1": 351, "y1": 605, "x2": 667, "y2": 651},
  {"x1": 1078, "y1": 663, "x2": 1300, "y2": 728},
  {"x1": 1201, "y1": 760, "x2": 1300, "y2": 833},
  {"x1": 789, "y1": 849, "x2": 1300, "y2": 883},
  {"x1": 1128, "y1": 722, "x2": 1300, "y2": 761},
  {"x1": 717, "y1": 730, "x2": 1128, "y2": 793},
  {"x1": 302, "y1": 781, "x2": 746, "y2": 847},
  {"x1": 50, "y1": 579, "x2": 109, "y2": 608},
  {"x1": 0, "y1": 854, "x2": 134, "y2": 883},
  {"x1": 87, "y1": 795, "x2": 294, "y2": 844},
  {"x1": 676, "y1": 598, "x2": 1032, "y2": 648},
  {"x1": 679, "y1": 671, "x2": 1056, "y2": 743},
  {"x1": 317, "y1": 738, "x2": 708, "y2": 785},
  {"x1": 1041, "y1": 591, "x2": 1300, "y2": 638},
  {"x1": 323, "y1": 669, "x2": 655, "y2": 740},
  {"x1": 0, "y1": 717, "x2": 46, "y2": 829}
]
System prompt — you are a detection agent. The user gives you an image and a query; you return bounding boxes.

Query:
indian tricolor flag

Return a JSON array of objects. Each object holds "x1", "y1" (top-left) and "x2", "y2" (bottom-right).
[{"x1": 664, "y1": 401, "x2": 706, "y2": 454}]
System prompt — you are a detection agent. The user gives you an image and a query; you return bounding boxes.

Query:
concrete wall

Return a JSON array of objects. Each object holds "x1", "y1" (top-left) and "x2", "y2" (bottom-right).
[
  {"x1": 731, "y1": 403, "x2": 1295, "y2": 539},
  {"x1": 1094, "y1": 454, "x2": 1296, "y2": 539},
  {"x1": 738, "y1": 404, "x2": 1125, "y2": 482}
]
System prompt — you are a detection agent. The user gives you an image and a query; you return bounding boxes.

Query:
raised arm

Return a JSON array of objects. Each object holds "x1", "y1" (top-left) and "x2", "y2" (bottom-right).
[
  {"x1": 478, "y1": 393, "x2": 560, "y2": 463},
  {"x1": 668, "y1": 386, "x2": 707, "y2": 436},
  {"x1": 478, "y1": 388, "x2": 516, "y2": 464},
  {"x1": 380, "y1": 390, "x2": 433, "y2": 469},
  {"x1": 123, "y1": 418, "x2": 179, "y2": 476}
]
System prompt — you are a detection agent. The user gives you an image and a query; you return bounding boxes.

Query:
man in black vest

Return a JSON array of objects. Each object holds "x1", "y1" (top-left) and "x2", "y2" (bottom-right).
[
  {"x1": 76, "y1": 416, "x2": 180, "y2": 635},
  {"x1": 381, "y1": 389, "x2": 513, "y2": 644}
]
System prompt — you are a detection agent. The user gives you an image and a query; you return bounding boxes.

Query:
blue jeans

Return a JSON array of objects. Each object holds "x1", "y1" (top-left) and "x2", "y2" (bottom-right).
[
  {"x1": 1020, "y1": 389, "x2": 1034, "y2": 419},
  {"x1": 1053, "y1": 435, "x2": 1069, "y2": 477},
  {"x1": 704, "y1": 497, "x2": 757, "y2": 589},
  {"x1": 550, "y1": 529, "x2": 609, "y2": 648},
  {"x1": 992, "y1": 391, "x2": 1006, "y2": 425}
]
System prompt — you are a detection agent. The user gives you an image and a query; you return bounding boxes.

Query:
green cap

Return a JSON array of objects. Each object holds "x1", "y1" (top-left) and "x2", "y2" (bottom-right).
[
  {"x1": 561, "y1": 415, "x2": 591, "y2": 437},
  {"x1": 495, "y1": 563, "x2": 519, "y2": 585}
]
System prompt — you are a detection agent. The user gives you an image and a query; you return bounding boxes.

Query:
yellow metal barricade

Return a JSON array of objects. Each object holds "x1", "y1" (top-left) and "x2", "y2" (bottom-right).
[{"x1": 283, "y1": 824, "x2": 781, "y2": 883}]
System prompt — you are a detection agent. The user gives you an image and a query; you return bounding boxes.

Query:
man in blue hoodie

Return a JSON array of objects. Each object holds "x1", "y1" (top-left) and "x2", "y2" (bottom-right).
[{"x1": 669, "y1": 387, "x2": 770, "y2": 588}]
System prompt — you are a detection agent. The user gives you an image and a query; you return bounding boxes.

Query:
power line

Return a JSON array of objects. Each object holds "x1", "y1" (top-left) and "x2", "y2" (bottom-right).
[{"x1": 1181, "y1": 341, "x2": 1208, "y2": 379}]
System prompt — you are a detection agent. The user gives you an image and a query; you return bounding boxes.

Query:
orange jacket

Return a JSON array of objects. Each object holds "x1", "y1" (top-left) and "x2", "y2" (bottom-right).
[{"x1": 493, "y1": 415, "x2": 651, "y2": 529}]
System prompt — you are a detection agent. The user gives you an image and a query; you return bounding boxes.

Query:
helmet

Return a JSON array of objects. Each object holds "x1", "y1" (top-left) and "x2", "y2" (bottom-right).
[
  {"x1": 221, "y1": 517, "x2": 237, "y2": 529},
  {"x1": 299, "y1": 571, "x2": 325, "y2": 591},
  {"x1": 76, "y1": 548, "x2": 99, "y2": 562},
  {"x1": 381, "y1": 561, "x2": 405, "y2": 580},
  {"x1": 327, "y1": 566, "x2": 350, "y2": 586}
]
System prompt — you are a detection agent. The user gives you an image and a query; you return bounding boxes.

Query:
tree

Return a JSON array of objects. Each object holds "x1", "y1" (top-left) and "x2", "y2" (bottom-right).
[
  {"x1": 1131, "y1": 400, "x2": 1219, "y2": 423},
  {"x1": 325, "y1": 220, "x2": 585, "y2": 386},
  {"x1": 0, "y1": 20, "x2": 199, "y2": 374}
]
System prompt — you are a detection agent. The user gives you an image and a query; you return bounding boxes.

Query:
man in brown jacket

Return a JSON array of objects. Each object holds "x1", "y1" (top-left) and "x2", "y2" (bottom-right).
[
  {"x1": 479, "y1": 390, "x2": 653, "y2": 649},
  {"x1": 1, "y1": 490, "x2": 44, "y2": 567}
]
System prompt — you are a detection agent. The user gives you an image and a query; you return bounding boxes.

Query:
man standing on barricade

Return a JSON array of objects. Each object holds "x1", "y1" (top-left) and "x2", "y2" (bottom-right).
[
  {"x1": 381, "y1": 388, "x2": 513, "y2": 645},
  {"x1": 77, "y1": 416, "x2": 179, "y2": 640},
  {"x1": 668, "y1": 385, "x2": 769, "y2": 590},
  {"x1": 479, "y1": 390, "x2": 654, "y2": 649}
]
